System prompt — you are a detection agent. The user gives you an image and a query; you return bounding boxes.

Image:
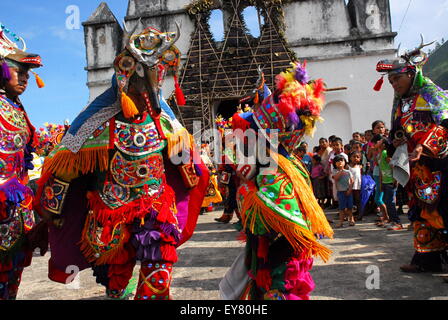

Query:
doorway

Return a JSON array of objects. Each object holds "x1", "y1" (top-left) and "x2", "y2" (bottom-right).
[{"x1": 215, "y1": 98, "x2": 240, "y2": 120}]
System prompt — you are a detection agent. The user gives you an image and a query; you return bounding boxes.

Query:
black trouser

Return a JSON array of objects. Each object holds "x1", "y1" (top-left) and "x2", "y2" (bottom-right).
[{"x1": 411, "y1": 251, "x2": 448, "y2": 272}]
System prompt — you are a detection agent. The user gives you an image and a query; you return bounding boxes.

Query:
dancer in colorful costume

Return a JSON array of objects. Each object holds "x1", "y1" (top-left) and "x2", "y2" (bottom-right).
[
  {"x1": 375, "y1": 37, "x2": 448, "y2": 273},
  {"x1": 227, "y1": 63, "x2": 333, "y2": 299},
  {"x1": 200, "y1": 143, "x2": 222, "y2": 212},
  {"x1": 214, "y1": 115, "x2": 240, "y2": 223},
  {"x1": 35, "y1": 22, "x2": 209, "y2": 299},
  {"x1": 0, "y1": 23, "x2": 46, "y2": 299}
]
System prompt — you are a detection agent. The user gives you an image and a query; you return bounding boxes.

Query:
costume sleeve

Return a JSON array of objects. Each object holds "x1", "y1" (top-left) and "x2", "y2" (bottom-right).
[
  {"x1": 35, "y1": 121, "x2": 110, "y2": 218},
  {"x1": 410, "y1": 86, "x2": 448, "y2": 158}
]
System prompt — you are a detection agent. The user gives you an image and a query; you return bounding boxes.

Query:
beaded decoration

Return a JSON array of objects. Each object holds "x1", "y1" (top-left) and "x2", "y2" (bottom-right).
[
  {"x1": 114, "y1": 120, "x2": 165, "y2": 156},
  {"x1": 110, "y1": 152, "x2": 164, "y2": 188},
  {"x1": 415, "y1": 171, "x2": 441, "y2": 205}
]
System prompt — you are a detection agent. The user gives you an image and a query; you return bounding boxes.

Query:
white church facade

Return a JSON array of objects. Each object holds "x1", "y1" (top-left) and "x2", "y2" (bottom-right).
[{"x1": 82, "y1": 0, "x2": 397, "y2": 146}]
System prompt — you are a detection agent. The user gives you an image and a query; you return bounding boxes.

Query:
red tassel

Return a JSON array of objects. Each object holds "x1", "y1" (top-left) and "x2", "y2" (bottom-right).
[
  {"x1": 231, "y1": 112, "x2": 251, "y2": 131},
  {"x1": 257, "y1": 236, "x2": 269, "y2": 262},
  {"x1": 174, "y1": 75, "x2": 186, "y2": 106},
  {"x1": 373, "y1": 76, "x2": 384, "y2": 91},
  {"x1": 255, "y1": 268, "x2": 272, "y2": 291},
  {"x1": 100, "y1": 221, "x2": 113, "y2": 244}
]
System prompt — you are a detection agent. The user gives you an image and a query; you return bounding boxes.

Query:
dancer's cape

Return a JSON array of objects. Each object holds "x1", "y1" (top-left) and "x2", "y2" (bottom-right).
[{"x1": 35, "y1": 79, "x2": 209, "y2": 281}]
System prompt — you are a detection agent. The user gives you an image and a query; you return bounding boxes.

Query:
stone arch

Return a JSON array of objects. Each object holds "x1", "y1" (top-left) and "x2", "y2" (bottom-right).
[{"x1": 307, "y1": 100, "x2": 353, "y2": 147}]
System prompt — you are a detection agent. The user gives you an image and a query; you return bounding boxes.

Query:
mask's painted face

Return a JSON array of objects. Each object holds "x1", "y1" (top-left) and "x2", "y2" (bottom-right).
[{"x1": 115, "y1": 22, "x2": 181, "y2": 116}]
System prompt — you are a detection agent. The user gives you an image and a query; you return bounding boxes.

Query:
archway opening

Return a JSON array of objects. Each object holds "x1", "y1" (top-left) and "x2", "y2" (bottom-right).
[
  {"x1": 242, "y1": 6, "x2": 263, "y2": 38},
  {"x1": 215, "y1": 98, "x2": 240, "y2": 120},
  {"x1": 209, "y1": 9, "x2": 225, "y2": 42}
]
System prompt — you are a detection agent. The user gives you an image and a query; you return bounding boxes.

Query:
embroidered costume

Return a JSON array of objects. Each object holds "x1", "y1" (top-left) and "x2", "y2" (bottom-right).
[
  {"x1": 0, "y1": 23, "x2": 45, "y2": 299},
  {"x1": 225, "y1": 63, "x2": 333, "y2": 299},
  {"x1": 376, "y1": 38, "x2": 448, "y2": 272},
  {"x1": 35, "y1": 23, "x2": 209, "y2": 300}
]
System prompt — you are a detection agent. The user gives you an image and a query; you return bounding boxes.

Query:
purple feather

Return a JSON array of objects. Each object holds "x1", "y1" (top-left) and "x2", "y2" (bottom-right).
[
  {"x1": 295, "y1": 64, "x2": 309, "y2": 84},
  {"x1": 288, "y1": 111, "x2": 300, "y2": 126},
  {"x1": 1, "y1": 61, "x2": 11, "y2": 81}
]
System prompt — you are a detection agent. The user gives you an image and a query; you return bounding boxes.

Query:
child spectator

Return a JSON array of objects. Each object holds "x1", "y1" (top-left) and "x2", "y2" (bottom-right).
[
  {"x1": 311, "y1": 155, "x2": 327, "y2": 207},
  {"x1": 327, "y1": 137, "x2": 348, "y2": 208},
  {"x1": 348, "y1": 151, "x2": 362, "y2": 218},
  {"x1": 295, "y1": 145, "x2": 313, "y2": 173},
  {"x1": 363, "y1": 130, "x2": 373, "y2": 154},
  {"x1": 317, "y1": 137, "x2": 333, "y2": 207},
  {"x1": 352, "y1": 132, "x2": 362, "y2": 142},
  {"x1": 344, "y1": 143, "x2": 352, "y2": 155},
  {"x1": 351, "y1": 141, "x2": 369, "y2": 174},
  {"x1": 376, "y1": 136, "x2": 403, "y2": 230},
  {"x1": 370, "y1": 134, "x2": 390, "y2": 227},
  {"x1": 332, "y1": 154, "x2": 355, "y2": 228}
]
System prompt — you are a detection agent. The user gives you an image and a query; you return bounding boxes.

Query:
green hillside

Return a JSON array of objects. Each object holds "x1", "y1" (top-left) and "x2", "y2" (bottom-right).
[{"x1": 423, "y1": 41, "x2": 448, "y2": 89}]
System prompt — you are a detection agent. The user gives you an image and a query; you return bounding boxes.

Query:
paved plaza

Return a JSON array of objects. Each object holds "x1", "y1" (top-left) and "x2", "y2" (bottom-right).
[{"x1": 17, "y1": 209, "x2": 448, "y2": 300}]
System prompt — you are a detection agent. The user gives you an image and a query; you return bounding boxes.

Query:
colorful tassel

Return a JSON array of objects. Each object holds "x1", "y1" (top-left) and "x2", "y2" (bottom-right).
[
  {"x1": 32, "y1": 71, "x2": 45, "y2": 88},
  {"x1": 415, "y1": 69, "x2": 424, "y2": 88},
  {"x1": 373, "y1": 75, "x2": 384, "y2": 91},
  {"x1": 120, "y1": 90, "x2": 139, "y2": 119},
  {"x1": 231, "y1": 112, "x2": 251, "y2": 131},
  {"x1": 255, "y1": 268, "x2": 272, "y2": 291},
  {"x1": 174, "y1": 75, "x2": 186, "y2": 106}
]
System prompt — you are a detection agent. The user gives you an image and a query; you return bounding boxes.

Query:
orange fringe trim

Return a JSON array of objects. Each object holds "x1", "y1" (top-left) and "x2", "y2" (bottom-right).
[
  {"x1": 240, "y1": 191, "x2": 331, "y2": 263},
  {"x1": 86, "y1": 185, "x2": 176, "y2": 226},
  {"x1": 274, "y1": 151, "x2": 334, "y2": 240},
  {"x1": 42, "y1": 147, "x2": 109, "y2": 177}
]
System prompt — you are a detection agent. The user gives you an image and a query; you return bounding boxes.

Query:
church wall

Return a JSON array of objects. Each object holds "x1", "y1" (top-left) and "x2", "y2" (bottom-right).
[{"x1": 304, "y1": 52, "x2": 396, "y2": 148}]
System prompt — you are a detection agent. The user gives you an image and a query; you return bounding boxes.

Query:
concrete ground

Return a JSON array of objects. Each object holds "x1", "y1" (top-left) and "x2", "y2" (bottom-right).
[{"x1": 17, "y1": 209, "x2": 448, "y2": 300}]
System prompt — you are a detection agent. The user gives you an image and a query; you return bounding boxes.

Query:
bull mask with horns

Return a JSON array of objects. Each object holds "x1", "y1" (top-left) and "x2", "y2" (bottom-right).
[
  {"x1": 114, "y1": 19, "x2": 181, "y2": 118},
  {"x1": 374, "y1": 35, "x2": 435, "y2": 92}
]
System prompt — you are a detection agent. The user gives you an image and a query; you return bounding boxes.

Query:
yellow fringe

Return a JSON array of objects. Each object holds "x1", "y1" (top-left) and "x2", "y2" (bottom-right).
[
  {"x1": 166, "y1": 128, "x2": 194, "y2": 158},
  {"x1": 274, "y1": 151, "x2": 334, "y2": 239},
  {"x1": 241, "y1": 190, "x2": 332, "y2": 263},
  {"x1": 121, "y1": 90, "x2": 139, "y2": 119},
  {"x1": 42, "y1": 147, "x2": 109, "y2": 177}
]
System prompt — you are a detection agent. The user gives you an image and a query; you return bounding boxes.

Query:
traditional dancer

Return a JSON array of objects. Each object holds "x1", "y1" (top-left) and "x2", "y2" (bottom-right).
[
  {"x1": 35, "y1": 22, "x2": 209, "y2": 299},
  {"x1": 224, "y1": 62, "x2": 333, "y2": 299},
  {"x1": 200, "y1": 143, "x2": 222, "y2": 212},
  {"x1": 0, "y1": 23, "x2": 46, "y2": 299},
  {"x1": 375, "y1": 37, "x2": 448, "y2": 273}
]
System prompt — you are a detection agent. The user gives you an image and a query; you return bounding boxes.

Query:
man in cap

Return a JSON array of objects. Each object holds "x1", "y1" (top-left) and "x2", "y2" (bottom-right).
[
  {"x1": 375, "y1": 37, "x2": 448, "y2": 273},
  {"x1": 0, "y1": 23, "x2": 46, "y2": 300}
]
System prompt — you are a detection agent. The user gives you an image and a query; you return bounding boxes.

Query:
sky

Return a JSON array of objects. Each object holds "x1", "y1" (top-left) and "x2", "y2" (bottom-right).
[{"x1": 1, "y1": 0, "x2": 447, "y2": 128}]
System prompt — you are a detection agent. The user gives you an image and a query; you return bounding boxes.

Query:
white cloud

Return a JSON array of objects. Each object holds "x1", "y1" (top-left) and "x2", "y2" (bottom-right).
[{"x1": 390, "y1": 0, "x2": 447, "y2": 52}]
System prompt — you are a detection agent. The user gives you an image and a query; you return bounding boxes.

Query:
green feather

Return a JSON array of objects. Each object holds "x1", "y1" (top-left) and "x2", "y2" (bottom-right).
[{"x1": 415, "y1": 69, "x2": 425, "y2": 88}]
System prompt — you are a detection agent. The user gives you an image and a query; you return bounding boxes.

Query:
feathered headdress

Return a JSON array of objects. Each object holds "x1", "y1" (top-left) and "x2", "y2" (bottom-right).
[{"x1": 235, "y1": 62, "x2": 326, "y2": 153}]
